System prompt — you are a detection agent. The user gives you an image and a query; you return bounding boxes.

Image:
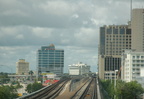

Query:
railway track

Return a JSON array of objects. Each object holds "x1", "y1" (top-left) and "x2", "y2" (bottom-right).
[
  {"x1": 20, "y1": 79, "x2": 70, "y2": 99},
  {"x1": 19, "y1": 77, "x2": 98, "y2": 99},
  {"x1": 71, "y1": 77, "x2": 97, "y2": 99},
  {"x1": 81, "y1": 78, "x2": 97, "y2": 99}
]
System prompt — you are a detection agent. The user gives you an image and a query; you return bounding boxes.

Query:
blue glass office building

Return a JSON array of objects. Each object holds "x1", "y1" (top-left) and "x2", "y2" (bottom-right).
[{"x1": 37, "y1": 44, "x2": 64, "y2": 75}]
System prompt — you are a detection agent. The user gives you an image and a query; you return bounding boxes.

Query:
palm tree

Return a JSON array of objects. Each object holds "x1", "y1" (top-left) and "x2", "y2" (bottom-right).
[{"x1": 29, "y1": 70, "x2": 34, "y2": 81}]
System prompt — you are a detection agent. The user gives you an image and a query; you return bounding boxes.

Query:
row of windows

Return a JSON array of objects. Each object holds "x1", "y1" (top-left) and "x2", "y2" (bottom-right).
[
  {"x1": 133, "y1": 64, "x2": 144, "y2": 66},
  {"x1": 106, "y1": 41, "x2": 131, "y2": 43},
  {"x1": 38, "y1": 55, "x2": 64, "y2": 57},
  {"x1": 38, "y1": 61, "x2": 64, "y2": 64},
  {"x1": 107, "y1": 28, "x2": 125, "y2": 34},
  {"x1": 133, "y1": 56, "x2": 144, "y2": 58},
  {"x1": 106, "y1": 48, "x2": 126, "y2": 50},
  {"x1": 38, "y1": 64, "x2": 64, "y2": 69},
  {"x1": 106, "y1": 45, "x2": 131, "y2": 47},
  {"x1": 106, "y1": 44, "x2": 131, "y2": 47},
  {"x1": 39, "y1": 63, "x2": 64, "y2": 65},
  {"x1": 133, "y1": 60, "x2": 144, "y2": 62},
  {"x1": 106, "y1": 38, "x2": 131, "y2": 41},
  {"x1": 38, "y1": 53, "x2": 64, "y2": 55},
  {"x1": 106, "y1": 28, "x2": 131, "y2": 34},
  {"x1": 38, "y1": 50, "x2": 64, "y2": 52},
  {"x1": 106, "y1": 51, "x2": 122, "y2": 53},
  {"x1": 39, "y1": 61, "x2": 64, "y2": 63},
  {"x1": 38, "y1": 64, "x2": 63, "y2": 66},
  {"x1": 38, "y1": 62, "x2": 64, "y2": 64},
  {"x1": 38, "y1": 57, "x2": 64, "y2": 58},
  {"x1": 107, "y1": 35, "x2": 131, "y2": 37},
  {"x1": 106, "y1": 35, "x2": 131, "y2": 37},
  {"x1": 38, "y1": 58, "x2": 64, "y2": 61},
  {"x1": 38, "y1": 61, "x2": 64, "y2": 62},
  {"x1": 38, "y1": 54, "x2": 64, "y2": 56},
  {"x1": 133, "y1": 68, "x2": 140, "y2": 70},
  {"x1": 38, "y1": 52, "x2": 64, "y2": 54}
]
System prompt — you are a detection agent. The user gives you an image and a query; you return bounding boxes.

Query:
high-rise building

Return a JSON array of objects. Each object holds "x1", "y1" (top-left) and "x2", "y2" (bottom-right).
[
  {"x1": 37, "y1": 44, "x2": 64, "y2": 75},
  {"x1": 16, "y1": 59, "x2": 29, "y2": 75},
  {"x1": 98, "y1": 24, "x2": 131, "y2": 79},
  {"x1": 131, "y1": 8, "x2": 144, "y2": 52}
]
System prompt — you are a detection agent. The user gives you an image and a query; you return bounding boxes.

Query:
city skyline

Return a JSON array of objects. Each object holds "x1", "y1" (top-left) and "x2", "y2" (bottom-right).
[{"x1": 0, "y1": 0, "x2": 143, "y2": 73}]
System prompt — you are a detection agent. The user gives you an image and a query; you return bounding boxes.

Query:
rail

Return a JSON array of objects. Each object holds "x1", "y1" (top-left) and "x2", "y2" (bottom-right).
[{"x1": 18, "y1": 78, "x2": 69, "y2": 99}]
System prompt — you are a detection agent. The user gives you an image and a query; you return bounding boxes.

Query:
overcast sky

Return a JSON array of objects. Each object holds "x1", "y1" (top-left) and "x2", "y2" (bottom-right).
[{"x1": 0, "y1": 0, "x2": 143, "y2": 73}]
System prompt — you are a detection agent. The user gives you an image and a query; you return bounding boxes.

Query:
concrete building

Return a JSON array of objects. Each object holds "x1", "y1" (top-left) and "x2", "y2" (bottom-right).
[
  {"x1": 121, "y1": 49, "x2": 144, "y2": 82},
  {"x1": 68, "y1": 62, "x2": 90, "y2": 75},
  {"x1": 131, "y1": 8, "x2": 144, "y2": 52},
  {"x1": 135, "y1": 68, "x2": 144, "y2": 89},
  {"x1": 16, "y1": 59, "x2": 29, "y2": 75},
  {"x1": 98, "y1": 24, "x2": 131, "y2": 79},
  {"x1": 37, "y1": 44, "x2": 64, "y2": 75}
]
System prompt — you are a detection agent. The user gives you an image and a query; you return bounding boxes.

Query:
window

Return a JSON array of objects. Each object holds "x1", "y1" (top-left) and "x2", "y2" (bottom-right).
[
  {"x1": 107, "y1": 28, "x2": 112, "y2": 34},
  {"x1": 114, "y1": 29, "x2": 118, "y2": 34},
  {"x1": 120, "y1": 28, "x2": 125, "y2": 34}
]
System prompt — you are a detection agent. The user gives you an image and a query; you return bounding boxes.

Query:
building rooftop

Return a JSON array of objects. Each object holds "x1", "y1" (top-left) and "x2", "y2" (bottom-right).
[{"x1": 69, "y1": 62, "x2": 90, "y2": 67}]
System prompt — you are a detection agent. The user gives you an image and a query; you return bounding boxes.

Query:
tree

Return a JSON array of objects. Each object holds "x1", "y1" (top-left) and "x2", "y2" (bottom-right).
[
  {"x1": 101, "y1": 80, "x2": 144, "y2": 99},
  {"x1": 0, "y1": 72, "x2": 10, "y2": 84},
  {"x1": 15, "y1": 81, "x2": 23, "y2": 89},
  {"x1": 116, "y1": 81, "x2": 144, "y2": 99},
  {"x1": 0, "y1": 85, "x2": 18, "y2": 99},
  {"x1": 100, "y1": 80, "x2": 115, "y2": 98},
  {"x1": 29, "y1": 70, "x2": 34, "y2": 76},
  {"x1": 25, "y1": 82, "x2": 43, "y2": 93}
]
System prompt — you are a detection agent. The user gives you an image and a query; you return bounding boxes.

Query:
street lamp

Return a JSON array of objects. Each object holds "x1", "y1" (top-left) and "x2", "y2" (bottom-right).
[
  {"x1": 114, "y1": 70, "x2": 118, "y2": 87},
  {"x1": 110, "y1": 71, "x2": 113, "y2": 84},
  {"x1": 114, "y1": 70, "x2": 118, "y2": 99}
]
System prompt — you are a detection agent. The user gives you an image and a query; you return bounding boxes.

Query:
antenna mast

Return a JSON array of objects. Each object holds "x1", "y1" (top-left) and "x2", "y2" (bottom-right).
[{"x1": 130, "y1": 0, "x2": 132, "y2": 22}]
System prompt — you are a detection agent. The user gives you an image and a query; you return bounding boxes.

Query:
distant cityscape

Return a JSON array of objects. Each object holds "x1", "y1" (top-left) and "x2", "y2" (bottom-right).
[
  {"x1": 1, "y1": 0, "x2": 144, "y2": 98},
  {"x1": 12, "y1": 44, "x2": 91, "y2": 76},
  {"x1": 5, "y1": 44, "x2": 91, "y2": 86},
  {"x1": 2, "y1": 8, "x2": 144, "y2": 86}
]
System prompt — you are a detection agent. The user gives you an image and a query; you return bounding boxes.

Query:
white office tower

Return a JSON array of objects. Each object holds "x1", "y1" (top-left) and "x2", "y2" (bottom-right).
[
  {"x1": 121, "y1": 49, "x2": 144, "y2": 82},
  {"x1": 131, "y1": 8, "x2": 144, "y2": 52},
  {"x1": 68, "y1": 62, "x2": 90, "y2": 75}
]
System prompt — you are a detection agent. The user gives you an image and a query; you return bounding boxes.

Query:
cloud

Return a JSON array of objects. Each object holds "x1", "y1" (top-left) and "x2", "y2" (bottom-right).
[
  {"x1": 16, "y1": 34, "x2": 24, "y2": 39},
  {"x1": 0, "y1": 0, "x2": 143, "y2": 73},
  {"x1": 72, "y1": 14, "x2": 79, "y2": 19},
  {"x1": 32, "y1": 27, "x2": 53, "y2": 38},
  {"x1": 39, "y1": 0, "x2": 76, "y2": 16}
]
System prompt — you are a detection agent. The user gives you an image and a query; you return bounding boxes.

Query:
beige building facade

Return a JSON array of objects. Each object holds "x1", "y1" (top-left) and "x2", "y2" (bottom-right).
[
  {"x1": 98, "y1": 25, "x2": 131, "y2": 79},
  {"x1": 16, "y1": 59, "x2": 29, "y2": 75},
  {"x1": 131, "y1": 9, "x2": 144, "y2": 52}
]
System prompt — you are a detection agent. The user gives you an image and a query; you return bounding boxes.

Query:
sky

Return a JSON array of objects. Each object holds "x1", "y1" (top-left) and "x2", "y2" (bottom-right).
[{"x1": 0, "y1": 0, "x2": 144, "y2": 73}]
